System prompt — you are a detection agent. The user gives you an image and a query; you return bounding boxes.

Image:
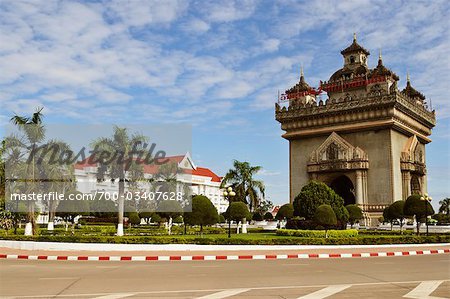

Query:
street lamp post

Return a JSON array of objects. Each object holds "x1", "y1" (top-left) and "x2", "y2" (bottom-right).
[
  {"x1": 223, "y1": 186, "x2": 236, "y2": 238},
  {"x1": 420, "y1": 194, "x2": 432, "y2": 236}
]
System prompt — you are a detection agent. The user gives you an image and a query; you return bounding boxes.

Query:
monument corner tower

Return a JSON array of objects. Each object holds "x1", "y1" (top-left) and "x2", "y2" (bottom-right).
[{"x1": 275, "y1": 34, "x2": 436, "y2": 225}]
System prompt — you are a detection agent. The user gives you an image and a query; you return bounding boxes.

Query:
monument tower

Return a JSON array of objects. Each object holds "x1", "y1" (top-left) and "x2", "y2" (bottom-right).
[{"x1": 275, "y1": 34, "x2": 436, "y2": 225}]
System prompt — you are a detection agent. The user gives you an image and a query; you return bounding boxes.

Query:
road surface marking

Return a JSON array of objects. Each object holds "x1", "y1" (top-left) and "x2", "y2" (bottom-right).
[
  {"x1": 403, "y1": 280, "x2": 445, "y2": 298},
  {"x1": 297, "y1": 284, "x2": 351, "y2": 299},
  {"x1": 91, "y1": 293, "x2": 136, "y2": 299},
  {"x1": 7, "y1": 280, "x2": 450, "y2": 298},
  {"x1": 196, "y1": 288, "x2": 250, "y2": 299}
]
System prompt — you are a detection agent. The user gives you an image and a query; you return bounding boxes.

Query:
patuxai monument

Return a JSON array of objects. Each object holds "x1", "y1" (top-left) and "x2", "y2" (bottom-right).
[{"x1": 275, "y1": 34, "x2": 436, "y2": 225}]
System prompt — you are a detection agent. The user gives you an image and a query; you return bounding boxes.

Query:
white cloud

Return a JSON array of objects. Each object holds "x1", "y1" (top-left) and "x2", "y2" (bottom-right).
[
  {"x1": 104, "y1": 0, "x2": 188, "y2": 27},
  {"x1": 201, "y1": 0, "x2": 256, "y2": 23},
  {"x1": 261, "y1": 38, "x2": 280, "y2": 53},
  {"x1": 258, "y1": 169, "x2": 281, "y2": 176},
  {"x1": 181, "y1": 18, "x2": 210, "y2": 33}
]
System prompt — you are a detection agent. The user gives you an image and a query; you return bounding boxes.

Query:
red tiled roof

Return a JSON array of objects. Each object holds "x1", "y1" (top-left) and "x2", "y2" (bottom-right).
[
  {"x1": 75, "y1": 155, "x2": 221, "y2": 182},
  {"x1": 192, "y1": 167, "x2": 221, "y2": 182},
  {"x1": 74, "y1": 157, "x2": 96, "y2": 170}
]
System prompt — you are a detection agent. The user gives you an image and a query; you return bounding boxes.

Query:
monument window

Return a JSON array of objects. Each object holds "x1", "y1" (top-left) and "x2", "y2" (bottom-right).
[{"x1": 350, "y1": 56, "x2": 355, "y2": 63}]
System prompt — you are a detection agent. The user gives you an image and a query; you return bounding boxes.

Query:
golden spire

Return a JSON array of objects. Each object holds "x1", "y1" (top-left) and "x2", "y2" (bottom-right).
[
  {"x1": 377, "y1": 48, "x2": 383, "y2": 66},
  {"x1": 406, "y1": 71, "x2": 410, "y2": 83},
  {"x1": 353, "y1": 32, "x2": 357, "y2": 42}
]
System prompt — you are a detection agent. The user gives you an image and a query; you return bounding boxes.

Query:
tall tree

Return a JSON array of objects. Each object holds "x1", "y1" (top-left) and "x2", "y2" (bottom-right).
[
  {"x1": 439, "y1": 198, "x2": 450, "y2": 215},
  {"x1": 184, "y1": 195, "x2": 218, "y2": 234},
  {"x1": 7, "y1": 109, "x2": 75, "y2": 232},
  {"x1": 221, "y1": 160, "x2": 265, "y2": 211},
  {"x1": 388, "y1": 201, "x2": 406, "y2": 233},
  {"x1": 7, "y1": 108, "x2": 45, "y2": 235},
  {"x1": 91, "y1": 126, "x2": 147, "y2": 236},
  {"x1": 404, "y1": 194, "x2": 434, "y2": 235}
]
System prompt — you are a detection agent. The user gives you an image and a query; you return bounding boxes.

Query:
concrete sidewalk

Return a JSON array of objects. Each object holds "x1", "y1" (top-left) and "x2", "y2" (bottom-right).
[
  {"x1": 1, "y1": 240, "x2": 449, "y2": 252},
  {"x1": 1, "y1": 244, "x2": 448, "y2": 262}
]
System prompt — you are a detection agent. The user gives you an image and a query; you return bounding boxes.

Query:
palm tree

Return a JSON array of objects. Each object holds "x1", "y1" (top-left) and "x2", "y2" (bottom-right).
[
  {"x1": 91, "y1": 126, "x2": 147, "y2": 236},
  {"x1": 7, "y1": 108, "x2": 45, "y2": 235},
  {"x1": 221, "y1": 160, "x2": 265, "y2": 212},
  {"x1": 0, "y1": 140, "x2": 5, "y2": 201},
  {"x1": 40, "y1": 140, "x2": 75, "y2": 230},
  {"x1": 439, "y1": 198, "x2": 450, "y2": 215}
]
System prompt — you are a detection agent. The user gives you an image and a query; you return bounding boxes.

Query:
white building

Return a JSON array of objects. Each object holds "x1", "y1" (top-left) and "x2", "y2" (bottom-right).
[{"x1": 74, "y1": 153, "x2": 229, "y2": 214}]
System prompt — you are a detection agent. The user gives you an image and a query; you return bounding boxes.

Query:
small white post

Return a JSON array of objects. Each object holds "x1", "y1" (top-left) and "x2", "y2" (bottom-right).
[
  {"x1": 117, "y1": 223, "x2": 124, "y2": 236},
  {"x1": 24, "y1": 222, "x2": 33, "y2": 236}
]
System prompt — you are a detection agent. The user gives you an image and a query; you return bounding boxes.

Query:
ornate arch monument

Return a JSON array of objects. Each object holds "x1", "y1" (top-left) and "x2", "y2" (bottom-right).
[{"x1": 275, "y1": 35, "x2": 436, "y2": 225}]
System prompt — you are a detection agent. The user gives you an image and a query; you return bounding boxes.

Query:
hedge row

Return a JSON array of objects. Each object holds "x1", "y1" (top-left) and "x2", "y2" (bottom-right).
[
  {"x1": 1, "y1": 234, "x2": 449, "y2": 245},
  {"x1": 277, "y1": 229, "x2": 358, "y2": 238},
  {"x1": 358, "y1": 230, "x2": 417, "y2": 235}
]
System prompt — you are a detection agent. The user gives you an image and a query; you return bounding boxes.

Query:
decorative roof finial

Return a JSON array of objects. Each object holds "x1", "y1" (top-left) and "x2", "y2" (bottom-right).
[
  {"x1": 377, "y1": 48, "x2": 383, "y2": 66},
  {"x1": 406, "y1": 71, "x2": 410, "y2": 83},
  {"x1": 353, "y1": 32, "x2": 357, "y2": 42},
  {"x1": 300, "y1": 64, "x2": 304, "y2": 78}
]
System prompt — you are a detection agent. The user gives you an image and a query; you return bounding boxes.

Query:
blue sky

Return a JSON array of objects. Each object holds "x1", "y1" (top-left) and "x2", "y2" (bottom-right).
[{"x1": 0, "y1": 0, "x2": 449, "y2": 209}]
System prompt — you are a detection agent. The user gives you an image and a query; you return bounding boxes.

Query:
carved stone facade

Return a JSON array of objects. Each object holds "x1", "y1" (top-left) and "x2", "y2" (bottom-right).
[{"x1": 275, "y1": 35, "x2": 436, "y2": 226}]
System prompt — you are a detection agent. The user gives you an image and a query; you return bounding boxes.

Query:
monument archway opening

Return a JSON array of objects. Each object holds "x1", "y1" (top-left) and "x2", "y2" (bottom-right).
[{"x1": 330, "y1": 175, "x2": 355, "y2": 206}]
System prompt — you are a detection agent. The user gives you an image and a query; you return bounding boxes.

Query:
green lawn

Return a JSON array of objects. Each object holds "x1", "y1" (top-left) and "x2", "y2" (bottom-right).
[{"x1": 0, "y1": 225, "x2": 449, "y2": 245}]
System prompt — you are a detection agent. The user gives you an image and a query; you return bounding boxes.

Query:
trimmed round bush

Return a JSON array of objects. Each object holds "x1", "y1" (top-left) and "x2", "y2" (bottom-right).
[
  {"x1": 151, "y1": 214, "x2": 162, "y2": 224},
  {"x1": 293, "y1": 181, "x2": 348, "y2": 224},
  {"x1": 264, "y1": 212, "x2": 274, "y2": 220},
  {"x1": 404, "y1": 194, "x2": 435, "y2": 234},
  {"x1": 276, "y1": 204, "x2": 294, "y2": 220},
  {"x1": 226, "y1": 202, "x2": 251, "y2": 222},
  {"x1": 314, "y1": 204, "x2": 337, "y2": 237},
  {"x1": 173, "y1": 215, "x2": 183, "y2": 224},
  {"x1": 184, "y1": 195, "x2": 218, "y2": 231},
  {"x1": 218, "y1": 214, "x2": 226, "y2": 223},
  {"x1": 252, "y1": 212, "x2": 263, "y2": 221},
  {"x1": 127, "y1": 212, "x2": 141, "y2": 225},
  {"x1": 345, "y1": 204, "x2": 363, "y2": 227}
]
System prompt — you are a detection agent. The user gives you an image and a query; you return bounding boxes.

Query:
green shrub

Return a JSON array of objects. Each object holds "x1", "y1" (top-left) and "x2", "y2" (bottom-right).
[
  {"x1": 218, "y1": 214, "x2": 226, "y2": 223},
  {"x1": 173, "y1": 215, "x2": 183, "y2": 224},
  {"x1": 293, "y1": 181, "x2": 348, "y2": 224},
  {"x1": 345, "y1": 204, "x2": 363, "y2": 227},
  {"x1": 151, "y1": 214, "x2": 162, "y2": 224},
  {"x1": 1, "y1": 233, "x2": 448, "y2": 245},
  {"x1": 276, "y1": 204, "x2": 294, "y2": 220},
  {"x1": 184, "y1": 195, "x2": 219, "y2": 232},
  {"x1": 404, "y1": 194, "x2": 434, "y2": 234},
  {"x1": 157, "y1": 200, "x2": 183, "y2": 220},
  {"x1": 252, "y1": 212, "x2": 263, "y2": 221},
  {"x1": 358, "y1": 230, "x2": 416, "y2": 235},
  {"x1": 432, "y1": 213, "x2": 450, "y2": 225},
  {"x1": 277, "y1": 229, "x2": 359, "y2": 238},
  {"x1": 263, "y1": 212, "x2": 274, "y2": 220},
  {"x1": 314, "y1": 204, "x2": 336, "y2": 225},
  {"x1": 84, "y1": 217, "x2": 118, "y2": 224},
  {"x1": 226, "y1": 202, "x2": 250, "y2": 222},
  {"x1": 127, "y1": 212, "x2": 141, "y2": 225}
]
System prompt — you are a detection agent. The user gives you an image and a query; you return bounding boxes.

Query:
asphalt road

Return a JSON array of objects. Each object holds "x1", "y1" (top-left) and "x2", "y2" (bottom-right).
[{"x1": 0, "y1": 255, "x2": 449, "y2": 298}]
